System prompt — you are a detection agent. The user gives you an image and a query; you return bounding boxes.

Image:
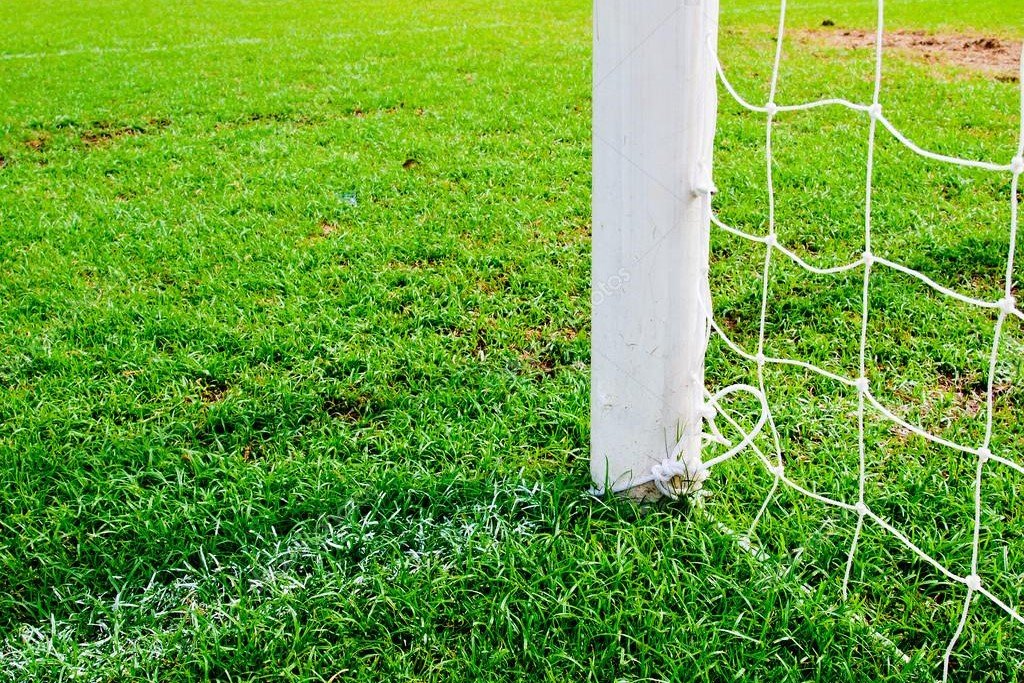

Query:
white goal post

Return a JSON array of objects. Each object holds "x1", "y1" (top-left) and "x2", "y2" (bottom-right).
[{"x1": 591, "y1": 0, "x2": 721, "y2": 499}]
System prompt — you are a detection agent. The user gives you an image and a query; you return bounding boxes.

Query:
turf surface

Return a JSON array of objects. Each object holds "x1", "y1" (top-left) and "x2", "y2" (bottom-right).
[{"x1": 1, "y1": 0, "x2": 1023, "y2": 680}]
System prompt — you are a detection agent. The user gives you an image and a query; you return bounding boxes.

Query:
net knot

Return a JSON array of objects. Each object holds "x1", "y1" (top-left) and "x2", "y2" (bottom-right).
[
  {"x1": 769, "y1": 464, "x2": 784, "y2": 478},
  {"x1": 765, "y1": 102, "x2": 779, "y2": 117},
  {"x1": 754, "y1": 352, "x2": 767, "y2": 367},
  {"x1": 863, "y1": 250, "x2": 874, "y2": 267},
  {"x1": 999, "y1": 296, "x2": 1017, "y2": 316},
  {"x1": 1011, "y1": 156, "x2": 1024, "y2": 175},
  {"x1": 699, "y1": 403, "x2": 718, "y2": 420},
  {"x1": 764, "y1": 233, "x2": 778, "y2": 248},
  {"x1": 855, "y1": 501, "x2": 869, "y2": 517},
  {"x1": 977, "y1": 447, "x2": 992, "y2": 464},
  {"x1": 651, "y1": 457, "x2": 709, "y2": 499},
  {"x1": 693, "y1": 161, "x2": 717, "y2": 196},
  {"x1": 694, "y1": 179, "x2": 718, "y2": 196},
  {"x1": 965, "y1": 574, "x2": 982, "y2": 592},
  {"x1": 855, "y1": 377, "x2": 870, "y2": 393},
  {"x1": 867, "y1": 103, "x2": 883, "y2": 119}
]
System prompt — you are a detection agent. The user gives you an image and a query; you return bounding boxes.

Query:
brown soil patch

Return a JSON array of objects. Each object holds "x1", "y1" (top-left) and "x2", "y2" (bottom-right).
[
  {"x1": 804, "y1": 29, "x2": 1021, "y2": 81},
  {"x1": 198, "y1": 377, "x2": 229, "y2": 405},
  {"x1": 81, "y1": 125, "x2": 145, "y2": 146},
  {"x1": 302, "y1": 220, "x2": 342, "y2": 245},
  {"x1": 25, "y1": 133, "x2": 50, "y2": 151},
  {"x1": 80, "y1": 117, "x2": 171, "y2": 146},
  {"x1": 324, "y1": 393, "x2": 388, "y2": 423}
]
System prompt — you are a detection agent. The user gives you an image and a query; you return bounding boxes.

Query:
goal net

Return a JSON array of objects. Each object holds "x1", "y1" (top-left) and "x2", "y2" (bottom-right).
[{"x1": 592, "y1": 0, "x2": 1024, "y2": 677}]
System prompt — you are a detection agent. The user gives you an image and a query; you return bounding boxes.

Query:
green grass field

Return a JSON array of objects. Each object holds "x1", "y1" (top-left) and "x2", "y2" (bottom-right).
[{"x1": 2, "y1": 1, "x2": 1023, "y2": 680}]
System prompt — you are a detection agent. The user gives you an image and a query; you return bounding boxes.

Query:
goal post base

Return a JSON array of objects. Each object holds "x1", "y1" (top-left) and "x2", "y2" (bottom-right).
[{"x1": 620, "y1": 481, "x2": 664, "y2": 504}]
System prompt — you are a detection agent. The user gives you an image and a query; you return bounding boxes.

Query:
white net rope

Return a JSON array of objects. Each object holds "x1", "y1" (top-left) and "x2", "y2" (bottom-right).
[{"x1": 683, "y1": 0, "x2": 1024, "y2": 677}]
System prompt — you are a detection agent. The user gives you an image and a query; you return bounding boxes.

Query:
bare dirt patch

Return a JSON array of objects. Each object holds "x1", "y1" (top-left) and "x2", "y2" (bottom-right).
[
  {"x1": 81, "y1": 125, "x2": 145, "y2": 146},
  {"x1": 24, "y1": 132, "x2": 50, "y2": 151},
  {"x1": 80, "y1": 117, "x2": 170, "y2": 146},
  {"x1": 803, "y1": 29, "x2": 1021, "y2": 81},
  {"x1": 302, "y1": 220, "x2": 343, "y2": 245},
  {"x1": 198, "y1": 377, "x2": 230, "y2": 405},
  {"x1": 323, "y1": 392, "x2": 388, "y2": 423}
]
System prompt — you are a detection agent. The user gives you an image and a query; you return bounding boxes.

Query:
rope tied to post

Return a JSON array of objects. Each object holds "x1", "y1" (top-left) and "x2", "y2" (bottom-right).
[{"x1": 651, "y1": 384, "x2": 770, "y2": 499}]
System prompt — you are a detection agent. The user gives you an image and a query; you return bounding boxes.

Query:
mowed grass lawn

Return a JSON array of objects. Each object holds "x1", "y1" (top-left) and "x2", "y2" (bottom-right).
[{"x1": 2, "y1": 0, "x2": 1024, "y2": 680}]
